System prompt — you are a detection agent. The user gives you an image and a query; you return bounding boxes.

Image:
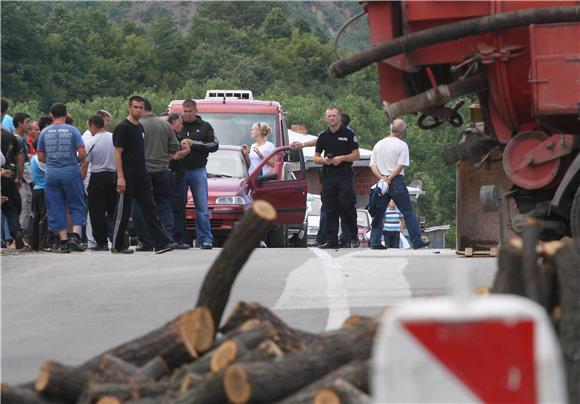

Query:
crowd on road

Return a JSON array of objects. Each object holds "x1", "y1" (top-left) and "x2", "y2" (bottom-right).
[{"x1": 1, "y1": 96, "x2": 429, "y2": 254}]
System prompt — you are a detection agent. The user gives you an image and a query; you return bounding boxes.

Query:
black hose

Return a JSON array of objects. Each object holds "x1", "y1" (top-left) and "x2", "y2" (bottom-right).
[
  {"x1": 333, "y1": 10, "x2": 366, "y2": 60},
  {"x1": 331, "y1": 6, "x2": 580, "y2": 78}
]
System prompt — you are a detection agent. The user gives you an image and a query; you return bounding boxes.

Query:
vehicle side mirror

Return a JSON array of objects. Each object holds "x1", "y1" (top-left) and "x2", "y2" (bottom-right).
[{"x1": 257, "y1": 172, "x2": 278, "y2": 183}]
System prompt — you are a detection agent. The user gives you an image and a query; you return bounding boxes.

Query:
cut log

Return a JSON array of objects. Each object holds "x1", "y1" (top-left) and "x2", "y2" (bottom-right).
[
  {"x1": 35, "y1": 361, "x2": 92, "y2": 403},
  {"x1": 224, "y1": 320, "x2": 378, "y2": 403},
  {"x1": 341, "y1": 315, "x2": 373, "y2": 328},
  {"x1": 99, "y1": 354, "x2": 138, "y2": 377},
  {"x1": 131, "y1": 357, "x2": 169, "y2": 383},
  {"x1": 196, "y1": 201, "x2": 276, "y2": 338},
  {"x1": 277, "y1": 360, "x2": 369, "y2": 404},
  {"x1": 179, "y1": 372, "x2": 204, "y2": 393},
  {"x1": 174, "y1": 340, "x2": 283, "y2": 404},
  {"x1": 1, "y1": 383, "x2": 59, "y2": 404},
  {"x1": 96, "y1": 398, "x2": 120, "y2": 404},
  {"x1": 84, "y1": 381, "x2": 171, "y2": 403},
  {"x1": 552, "y1": 238, "x2": 580, "y2": 403},
  {"x1": 313, "y1": 378, "x2": 371, "y2": 404},
  {"x1": 221, "y1": 301, "x2": 319, "y2": 352},
  {"x1": 492, "y1": 238, "x2": 525, "y2": 295}
]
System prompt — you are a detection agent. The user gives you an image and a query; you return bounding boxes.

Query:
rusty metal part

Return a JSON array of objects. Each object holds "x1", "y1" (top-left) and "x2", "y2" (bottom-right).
[{"x1": 383, "y1": 74, "x2": 485, "y2": 121}]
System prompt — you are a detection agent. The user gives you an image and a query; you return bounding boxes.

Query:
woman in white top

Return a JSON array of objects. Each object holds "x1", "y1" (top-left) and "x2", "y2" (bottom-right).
[{"x1": 244, "y1": 122, "x2": 276, "y2": 175}]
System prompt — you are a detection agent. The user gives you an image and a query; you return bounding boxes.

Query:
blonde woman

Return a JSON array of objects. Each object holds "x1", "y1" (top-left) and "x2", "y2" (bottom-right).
[{"x1": 244, "y1": 122, "x2": 276, "y2": 175}]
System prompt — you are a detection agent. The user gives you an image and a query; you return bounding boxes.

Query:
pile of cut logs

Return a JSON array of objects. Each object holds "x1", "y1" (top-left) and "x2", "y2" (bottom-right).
[{"x1": 2, "y1": 201, "x2": 379, "y2": 404}]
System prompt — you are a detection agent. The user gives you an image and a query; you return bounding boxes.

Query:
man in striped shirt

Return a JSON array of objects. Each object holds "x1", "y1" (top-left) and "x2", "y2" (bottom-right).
[{"x1": 383, "y1": 200, "x2": 403, "y2": 248}]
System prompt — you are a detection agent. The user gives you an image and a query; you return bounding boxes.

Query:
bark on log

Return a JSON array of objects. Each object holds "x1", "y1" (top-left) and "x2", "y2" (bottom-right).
[
  {"x1": 314, "y1": 378, "x2": 371, "y2": 404},
  {"x1": 196, "y1": 201, "x2": 276, "y2": 338},
  {"x1": 1, "y1": 384, "x2": 60, "y2": 404},
  {"x1": 221, "y1": 301, "x2": 319, "y2": 352},
  {"x1": 84, "y1": 381, "x2": 172, "y2": 403},
  {"x1": 492, "y1": 238, "x2": 526, "y2": 295},
  {"x1": 552, "y1": 238, "x2": 580, "y2": 403},
  {"x1": 174, "y1": 340, "x2": 283, "y2": 404},
  {"x1": 277, "y1": 360, "x2": 369, "y2": 404},
  {"x1": 35, "y1": 361, "x2": 92, "y2": 403},
  {"x1": 224, "y1": 320, "x2": 378, "y2": 403},
  {"x1": 131, "y1": 357, "x2": 169, "y2": 383}
]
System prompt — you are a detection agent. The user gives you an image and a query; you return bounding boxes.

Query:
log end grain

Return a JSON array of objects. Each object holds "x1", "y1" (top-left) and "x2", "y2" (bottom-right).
[
  {"x1": 177, "y1": 307, "x2": 215, "y2": 357},
  {"x1": 96, "y1": 396, "x2": 122, "y2": 404},
  {"x1": 179, "y1": 372, "x2": 203, "y2": 393},
  {"x1": 252, "y1": 200, "x2": 277, "y2": 222},
  {"x1": 314, "y1": 388, "x2": 340, "y2": 404},
  {"x1": 210, "y1": 340, "x2": 239, "y2": 373},
  {"x1": 257, "y1": 339, "x2": 283, "y2": 359},
  {"x1": 34, "y1": 361, "x2": 53, "y2": 392},
  {"x1": 224, "y1": 364, "x2": 251, "y2": 404}
]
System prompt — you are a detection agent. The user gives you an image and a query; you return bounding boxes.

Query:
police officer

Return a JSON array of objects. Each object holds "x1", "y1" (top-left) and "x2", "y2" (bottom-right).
[{"x1": 314, "y1": 107, "x2": 360, "y2": 249}]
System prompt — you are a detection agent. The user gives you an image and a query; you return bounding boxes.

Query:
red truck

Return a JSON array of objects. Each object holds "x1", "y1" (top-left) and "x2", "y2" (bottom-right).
[
  {"x1": 331, "y1": 2, "x2": 580, "y2": 250},
  {"x1": 169, "y1": 91, "x2": 308, "y2": 247}
]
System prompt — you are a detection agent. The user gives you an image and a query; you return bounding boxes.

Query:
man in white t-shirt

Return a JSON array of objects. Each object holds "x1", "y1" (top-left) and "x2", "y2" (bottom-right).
[{"x1": 369, "y1": 119, "x2": 429, "y2": 249}]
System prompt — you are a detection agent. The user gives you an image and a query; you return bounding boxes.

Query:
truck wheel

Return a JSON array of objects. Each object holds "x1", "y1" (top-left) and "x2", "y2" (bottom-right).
[
  {"x1": 571, "y1": 186, "x2": 580, "y2": 238},
  {"x1": 268, "y1": 225, "x2": 288, "y2": 248}
]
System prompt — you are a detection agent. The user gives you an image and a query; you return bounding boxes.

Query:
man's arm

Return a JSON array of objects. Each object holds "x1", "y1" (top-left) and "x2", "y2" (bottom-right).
[
  {"x1": 331, "y1": 148, "x2": 360, "y2": 165},
  {"x1": 171, "y1": 144, "x2": 191, "y2": 160},
  {"x1": 370, "y1": 164, "x2": 384, "y2": 181},
  {"x1": 114, "y1": 147, "x2": 126, "y2": 193},
  {"x1": 386, "y1": 164, "x2": 405, "y2": 184},
  {"x1": 37, "y1": 151, "x2": 45, "y2": 163},
  {"x1": 15, "y1": 153, "x2": 24, "y2": 188},
  {"x1": 291, "y1": 139, "x2": 317, "y2": 150},
  {"x1": 314, "y1": 152, "x2": 331, "y2": 165},
  {"x1": 80, "y1": 161, "x2": 89, "y2": 179},
  {"x1": 77, "y1": 146, "x2": 87, "y2": 163}
]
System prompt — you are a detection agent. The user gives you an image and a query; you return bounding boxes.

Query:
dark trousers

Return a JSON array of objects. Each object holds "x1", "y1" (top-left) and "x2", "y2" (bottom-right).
[
  {"x1": 132, "y1": 170, "x2": 175, "y2": 248},
  {"x1": 321, "y1": 171, "x2": 357, "y2": 245},
  {"x1": 31, "y1": 189, "x2": 48, "y2": 251},
  {"x1": 383, "y1": 231, "x2": 400, "y2": 248},
  {"x1": 111, "y1": 177, "x2": 171, "y2": 251},
  {"x1": 1, "y1": 177, "x2": 23, "y2": 244},
  {"x1": 88, "y1": 171, "x2": 117, "y2": 247},
  {"x1": 171, "y1": 169, "x2": 187, "y2": 244},
  {"x1": 370, "y1": 175, "x2": 422, "y2": 247},
  {"x1": 317, "y1": 204, "x2": 356, "y2": 244}
]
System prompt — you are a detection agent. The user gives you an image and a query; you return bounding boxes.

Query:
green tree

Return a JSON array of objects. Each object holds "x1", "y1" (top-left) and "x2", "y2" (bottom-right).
[{"x1": 262, "y1": 8, "x2": 292, "y2": 39}]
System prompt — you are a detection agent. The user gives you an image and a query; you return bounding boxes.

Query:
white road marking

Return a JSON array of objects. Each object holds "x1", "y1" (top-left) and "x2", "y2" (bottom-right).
[{"x1": 274, "y1": 248, "x2": 413, "y2": 331}]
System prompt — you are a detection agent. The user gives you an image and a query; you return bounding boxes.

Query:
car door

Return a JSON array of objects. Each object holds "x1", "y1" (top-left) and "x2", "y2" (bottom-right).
[{"x1": 247, "y1": 146, "x2": 308, "y2": 225}]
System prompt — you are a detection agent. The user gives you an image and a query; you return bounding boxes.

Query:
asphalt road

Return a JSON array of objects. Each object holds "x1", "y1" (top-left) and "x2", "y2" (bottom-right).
[{"x1": 1, "y1": 247, "x2": 497, "y2": 384}]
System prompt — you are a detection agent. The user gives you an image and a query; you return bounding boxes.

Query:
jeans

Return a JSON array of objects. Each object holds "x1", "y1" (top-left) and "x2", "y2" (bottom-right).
[
  {"x1": 370, "y1": 175, "x2": 422, "y2": 247},
  {"x1": 171, "y1": 170, "x2": 187, "y2": 244},
  {"x1": 185, "y1": 167, "x2": 212, "y2": 244},
  {"x1": 132, "y1": 170, "x2": 175, "y2": 248}
]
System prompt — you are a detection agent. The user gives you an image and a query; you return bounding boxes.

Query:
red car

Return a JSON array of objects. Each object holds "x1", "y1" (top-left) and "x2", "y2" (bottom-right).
[{"x1": 186, "y1": 145, "x2": 308, "y2": 247}]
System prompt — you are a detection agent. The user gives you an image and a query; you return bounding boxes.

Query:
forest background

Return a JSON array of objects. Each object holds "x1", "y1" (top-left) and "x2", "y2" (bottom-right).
[{"x1": 1, "y1": 1, "x2": 465, "y2": 247}]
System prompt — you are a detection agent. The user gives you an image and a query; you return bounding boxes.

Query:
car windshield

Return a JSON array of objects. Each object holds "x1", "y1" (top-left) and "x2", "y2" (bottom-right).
[
  {"x1": 206, "y1": 148, "x2": 248, "y2": 178},
  {"x1": 357, "y1": 210, "x2": 370, "y2": 227},
  {"x1": 200, "y1": 113, "x2": 279, "y2": 147}
]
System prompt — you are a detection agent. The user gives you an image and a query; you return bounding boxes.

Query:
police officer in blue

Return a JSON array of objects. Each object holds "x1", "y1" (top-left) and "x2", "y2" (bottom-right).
[{"x1": 315, "y1": 107, "x2": 360, "y2": 249}]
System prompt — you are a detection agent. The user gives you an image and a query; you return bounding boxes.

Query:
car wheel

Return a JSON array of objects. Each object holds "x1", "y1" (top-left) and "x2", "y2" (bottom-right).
[{"x1": 268, "y1": 225, "x2": 288, "y2": 248}]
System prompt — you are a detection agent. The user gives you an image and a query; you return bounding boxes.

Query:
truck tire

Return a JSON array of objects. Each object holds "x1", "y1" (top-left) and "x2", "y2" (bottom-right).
[
  {"x1": 268, "y1": 225, "x2": 288, "y2": 248},
  {"x1": 571, "y1": 186, "x2": 580, "y2": 238}
]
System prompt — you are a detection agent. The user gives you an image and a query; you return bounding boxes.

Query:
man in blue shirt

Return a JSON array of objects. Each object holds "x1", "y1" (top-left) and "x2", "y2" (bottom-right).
[{"x1": 37, "y1": 103, "x2": 87, "y2": 253}]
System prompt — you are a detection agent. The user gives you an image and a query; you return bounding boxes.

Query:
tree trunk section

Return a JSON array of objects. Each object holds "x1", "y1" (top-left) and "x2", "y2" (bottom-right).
[
  {"x1": 84, "y1": 381, "x2": 172, "y2": 403},
  {"x1": 131, "y1": 357, "x2": 169, "y2": 382},
  {"x1": 35, "y1": 361, "x2": 92, "y2": 403},
  {"x1": 223, "y1": 320, "x2": 378, "y2": 403},
  {"x1": 277, "y1": 360, "x2": 369, "y2": 404},
  {"x1": 492, "y1": 238, "x2": 525, "y2": 295},
  {"x1": 196, "y1": 201, "x2": 277, "y2": 337},
  {"x1": 221, "y1": 301, "x2": 319, "y2": 352},
  {"x1": 1, "y1": 384, "x2": 60, "y2": 404},
  {"x1": 314, "y1": 378, "x2": 371, "y2": 404}
]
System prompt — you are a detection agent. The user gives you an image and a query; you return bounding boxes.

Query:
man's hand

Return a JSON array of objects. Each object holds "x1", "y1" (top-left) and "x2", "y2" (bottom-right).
[
  {"x1": 117, "y1": 177, "x2": 126, "y2": 193},
  {"x1": 290, "y1": 141, "x2": 303, "y2": 150},
  {"x1": 1, "y1": 196, "x2": 8, "y2": 205},
  {"x1": 15, "y1": 178, "x2": 22, "y2": 188},
  {"x1": 331, "y1": 155, "x2": 344, "y2": 166},
  {"x1": 385, "y1": 175, "x2": 393, "y2": 185},
  {"x1": 323, "y1": 157, "x2": 333, "y2": 165},
  {"x1": 1, "y1": 169, "x2": 13, "y2": 178},
  {"x1": 181, "y1": 139, "x2": 193, "y2": 148}
]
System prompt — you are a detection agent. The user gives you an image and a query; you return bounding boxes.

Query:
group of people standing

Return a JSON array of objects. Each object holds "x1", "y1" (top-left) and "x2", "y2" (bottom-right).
[{"x1": 1, "y1": 96, "x2": 219, "y2": 253}]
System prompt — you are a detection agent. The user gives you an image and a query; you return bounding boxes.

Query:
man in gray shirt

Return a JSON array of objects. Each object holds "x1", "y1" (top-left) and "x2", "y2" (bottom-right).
[
  {"x1": 81, "y1": 114, "x2": 116, "y2": 251},
  {"x1": 132, "y1": 99, "x2": 180, "y2": 251}
]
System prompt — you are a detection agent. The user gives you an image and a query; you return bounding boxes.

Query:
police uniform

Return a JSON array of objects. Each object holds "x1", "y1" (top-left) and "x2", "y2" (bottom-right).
[{"x1": 315, "y1": 125, "x2": 359, "y2": 246}]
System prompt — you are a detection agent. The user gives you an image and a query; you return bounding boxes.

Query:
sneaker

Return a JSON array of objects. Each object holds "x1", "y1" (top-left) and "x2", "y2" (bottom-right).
[
  {"x1": 136, "y1": 245, "x2": 154, "y2": 252},
  {"x1": 259, "y1": 241, "x2": 268, "y2": 248},
  {"x1": 111, "y1": 247, "x2": 134, "y2": 254},
  {"x1": 319, "y1": 242, "x2": 340, "y2": 249},
  {"x1": 155, "y1": 243, "x2": 177, "y2": 254},
  {"x1": 200, "y1": 242, "x2": 213, "y2": 250},
  {"x1": 89, "y1": 244, "x2": 109, "y2": 251},
  {"x1": 351, "y1": 240, "x2": 361, "y2": 248},
  {"x1": 370, "y1": 244, "x2": 388, "y2": 250},
  {"x1": 175, "y1": 243, "x2": 191, "y2": 250},
  {"x1": 413, "y1": 240, "x2": 430, "y2": 249},
  {"x1": 55, "y1": 240, "x2": 71, "y2": 254},
  {"x1": 68, "y1": 234, "x2": 87, "y2": 252},
  {"x1": 339, "y1": 242, "x2": 352, "y2": 248}
]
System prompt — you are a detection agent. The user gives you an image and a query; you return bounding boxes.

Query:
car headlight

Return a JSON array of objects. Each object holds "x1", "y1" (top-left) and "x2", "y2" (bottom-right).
[{"x1": 215, "y1": 196, "x2": 245, "y2": 205}]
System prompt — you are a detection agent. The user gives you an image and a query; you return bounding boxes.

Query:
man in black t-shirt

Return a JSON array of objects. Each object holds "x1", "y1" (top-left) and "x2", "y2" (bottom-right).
[
  {"x1": 1, "y1": 128, "x2": 26, "y2": 249},
  {"x1": 314, "y1": 107, "x2": 360, "y2": 249},
  {"x1": 111, "y1": 95, "x2": 175, "y2": 254}
]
